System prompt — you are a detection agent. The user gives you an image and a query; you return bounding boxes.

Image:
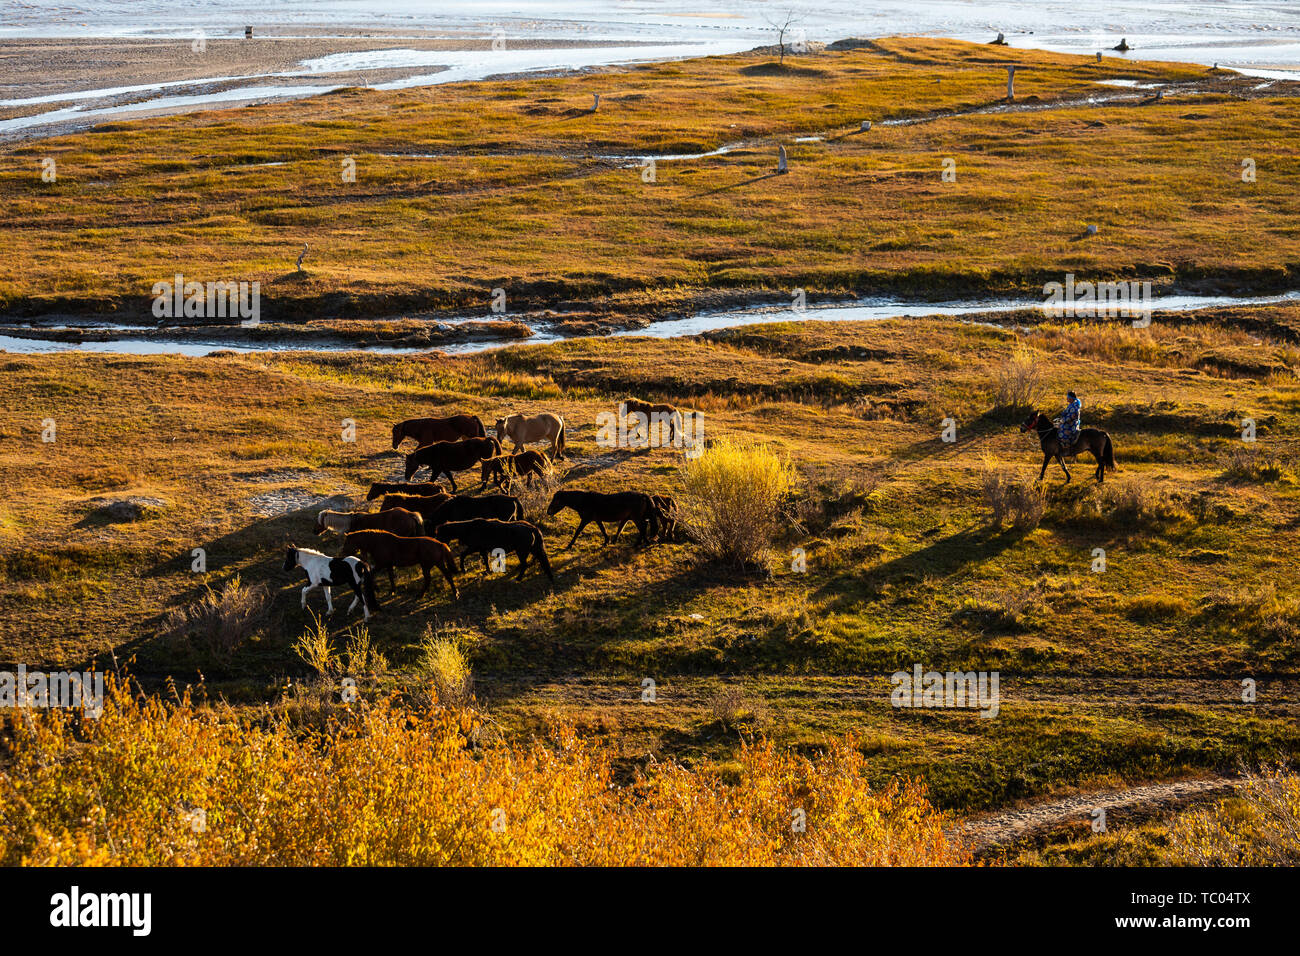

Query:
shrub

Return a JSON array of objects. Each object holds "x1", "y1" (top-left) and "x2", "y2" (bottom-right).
[
  {"x1": 1222, "y1": 446, "x2": 1297, "y2": 484},
  {"x1": 992, "y1": 348, "x2": 1043, "y2": 412},
  {"x1": 680, "y1": 438, "x2": 794, "y2": 569},
  {"x1": 513, "y1": 457, "x2": 561, "y2": 518},
  {"x1": 162, "y1": 575, "x2": 270, "y2": 661},
  {"x1": 417, "y1": 624, "x2": 473, "y2": 708},
  {"x1": 293, "y1": 611, "x2": 337, "y2": 677},
  {"x1": 1166, "y1": 769, "x2": 1300, "y2": 866},
  {"x1": 980, "y1": 466, "x2": 1045, "y2": 530},
  {"x1": 1098, "y1": 480, "x2": 1189, "y2": 529},
  {"x1": 1200, "y1": 585, "x2": 1300, "y2": 645},
  {"x1": 0, "y1": 679, "x2": 970, "y2": 866},
  {"x1": 1124, "y1": 595, "x2": 1188, "y2": 622},
  {"x1": 705, "y1": 683, "x2": 766, "y2": 730},
  {"x1": 953, "y1": 589, "x2": 1044, "y2": 632}
]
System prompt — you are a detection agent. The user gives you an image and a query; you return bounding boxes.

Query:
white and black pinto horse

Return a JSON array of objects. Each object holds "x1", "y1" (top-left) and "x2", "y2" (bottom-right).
[{"x1": 283, "y1": 546, "x2": 379, "y2": 620}]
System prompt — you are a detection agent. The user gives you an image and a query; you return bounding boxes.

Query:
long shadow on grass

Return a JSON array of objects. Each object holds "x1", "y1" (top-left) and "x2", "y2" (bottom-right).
[{"x1": 813, "y1": 523, "x2": 1031, "y2": 614}]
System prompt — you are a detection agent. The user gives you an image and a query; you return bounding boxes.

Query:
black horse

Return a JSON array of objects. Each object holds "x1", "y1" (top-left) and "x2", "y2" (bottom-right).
[{"x1": 1021, "y1": 411, "x2": 1115, "y2": 483}]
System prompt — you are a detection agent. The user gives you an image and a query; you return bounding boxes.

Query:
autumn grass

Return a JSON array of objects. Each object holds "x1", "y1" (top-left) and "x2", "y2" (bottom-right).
[
  {"x1": 1, "y1": 313, "x2": 1298, "y2": 822},
  {"x1": 1, "y1": 39, "x2": 1293, "y2": 319}
]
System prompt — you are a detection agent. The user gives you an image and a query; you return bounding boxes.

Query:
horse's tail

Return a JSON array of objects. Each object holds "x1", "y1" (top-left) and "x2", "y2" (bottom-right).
[
  {"x1": 358, "y1": 561, "x2": 381, "y2": 612},
  {"x1": 531, "y1": 529, "x2": 554, "y2": 582},
  {"x1": 412, "y1": 511, "x2": 426, "y2": 535},
  {"x1": 471, "y1": 415, "x2": 486, "y2": 438},
  {"x1": 510, "y1": 498, "x2": 524, "y2": 520},
  {"x1": 555, "y1": 417, "x2": 566, "y2": 460},
  {"x1": 1102, "y1": 433, "x2": 1116, "y2": 472}
]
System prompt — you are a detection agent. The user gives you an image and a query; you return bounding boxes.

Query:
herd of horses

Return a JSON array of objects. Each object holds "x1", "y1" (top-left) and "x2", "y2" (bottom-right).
[
  {"x1": 282, "y1": 403, "x2": 1115, "y2": 621},
  {"x1": 284, "y1": 407, "x2": 679, "y2": 621}
]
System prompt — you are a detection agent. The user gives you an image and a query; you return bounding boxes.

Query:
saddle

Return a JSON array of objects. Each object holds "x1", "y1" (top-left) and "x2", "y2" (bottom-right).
[{"x1": 1053, "y1": 418, "x2": 1081, "y2": 458}]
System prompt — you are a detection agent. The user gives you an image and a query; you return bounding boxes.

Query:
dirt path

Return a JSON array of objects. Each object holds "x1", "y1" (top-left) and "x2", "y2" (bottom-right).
[{"x1": 958, "y1": 776, "x2": 1240, "y2": 853}]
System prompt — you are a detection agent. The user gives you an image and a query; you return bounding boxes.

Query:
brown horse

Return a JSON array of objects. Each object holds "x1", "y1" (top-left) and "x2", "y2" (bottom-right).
[
  {"x1": 391, "y1": 415, "x2": 485, "y2": 450},
  {"x1": 340, "y1": 529, "x2": 459, "y2": 599},
  {"x1": 546, "y1": 489, "x2": 657, "y2": 549},
  {"x1": 622, "y1": 397, "x2": 682, "y2": 444},
  {"x1": 1021, "y1": 410, "x2": 1115, "y2": 483},
  {"x1": 403, "y1": 436, "x2": 501, "y2": 488},
  {"x1": 480, "y1": 450, "x2": 550, "y2": 490},
  {"x1": 365, "y1": 481, "x2": 446, "y2": 501}
]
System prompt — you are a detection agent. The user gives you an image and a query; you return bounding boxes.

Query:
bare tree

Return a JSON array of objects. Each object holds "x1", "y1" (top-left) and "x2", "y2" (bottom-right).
[{"x1": 766, "y1": 10, "x2": 804, "y2": 67}]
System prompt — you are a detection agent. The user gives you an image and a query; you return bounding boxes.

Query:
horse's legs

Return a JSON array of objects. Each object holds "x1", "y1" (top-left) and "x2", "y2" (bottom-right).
[
  {"x1": 515, "y1": 550, "x2": 529, "y2": 580},
  {"x1": 386, "y1": 566, "x2": 397, "y2": 593},
  {"x1": 564, "y1": 518, "x2": 589, "y2": 551},
  {"x1": 300, "y1": 584, "x2": 313, "y2": 608},
  {"x1": 1038, "y1": 453, "x2": 1051, "y2": 482},
  {"x1": 444, "y1": 471, "x2": 457, "y2": 494},
  {"x1": 323, "y1": 587, "x2": 333, "y2": 614},
  {"x1": 1057, "y1": 455, "x2": 1071, "y2": 483},
  {"x1": 419, "y1": 566, "x2": 431, "y2": 596},
  {"x1": 635, "y1": 518, "x2": 648, "y2": 546},
  {"x1": 612, "y1": 518, "x2": 630, "y2": 540},
  {"x1": 441, "y1": 562, "x2": 459, "y2": 600},
  {"x1": 596, "y1": 521, "x2": 610, "y2": 545}
]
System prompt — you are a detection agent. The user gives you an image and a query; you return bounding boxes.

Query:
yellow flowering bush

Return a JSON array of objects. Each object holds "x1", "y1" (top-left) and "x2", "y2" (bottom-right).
[{"x1": 0, "y1": 680, "x2": 968, "y2": 866}]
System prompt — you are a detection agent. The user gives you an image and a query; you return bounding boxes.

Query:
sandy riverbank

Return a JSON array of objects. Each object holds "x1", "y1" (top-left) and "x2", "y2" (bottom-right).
[{"x1": 0, "y1": 34, "x2": 719, "y2": 139}]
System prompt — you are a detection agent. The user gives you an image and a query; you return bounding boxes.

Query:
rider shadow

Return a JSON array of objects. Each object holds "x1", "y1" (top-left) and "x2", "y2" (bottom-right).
[{"x1": 813, "y1": 523, "x2": 1029, "y2": 612}]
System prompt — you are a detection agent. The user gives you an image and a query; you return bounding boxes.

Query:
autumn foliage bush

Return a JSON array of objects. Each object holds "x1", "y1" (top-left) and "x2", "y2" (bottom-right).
[{"x1": 0, "y1": 680, "x2": 968, "y2": 866}]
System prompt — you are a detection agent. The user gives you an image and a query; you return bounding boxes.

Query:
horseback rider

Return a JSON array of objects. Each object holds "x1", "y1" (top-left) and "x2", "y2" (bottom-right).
[{"x1": 1057, "y1": 390, "x2": 1082, "y2": 449}]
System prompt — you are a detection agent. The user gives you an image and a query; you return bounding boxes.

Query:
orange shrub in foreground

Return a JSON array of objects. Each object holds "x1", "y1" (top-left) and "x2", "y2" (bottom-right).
[{"x1": 0, "y1": 682, "x2": 969, "y2": 866}]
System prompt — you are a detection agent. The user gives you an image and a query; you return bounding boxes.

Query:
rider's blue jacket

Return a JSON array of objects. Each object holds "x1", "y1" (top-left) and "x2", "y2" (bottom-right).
[{"x1": 1059, "y1": 397, "x2": 1082, "y2": 444}]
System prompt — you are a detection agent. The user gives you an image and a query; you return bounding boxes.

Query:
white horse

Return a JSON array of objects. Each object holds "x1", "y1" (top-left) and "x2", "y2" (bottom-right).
[{"x1": 283, "y1": 546, "x2": 378, "y2": 620}]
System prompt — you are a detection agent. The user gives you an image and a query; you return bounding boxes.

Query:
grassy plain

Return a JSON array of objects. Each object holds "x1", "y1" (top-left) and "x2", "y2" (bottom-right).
[
  {"x1": 2, "y1": 313, "x2": 1298, "y2": 830},
  {"x1": 2, "y1": 38, "x2": 1300, "y2": 862},
  {"x1": 1, "y1": 38, "x2": 1296, "y2": 321}
]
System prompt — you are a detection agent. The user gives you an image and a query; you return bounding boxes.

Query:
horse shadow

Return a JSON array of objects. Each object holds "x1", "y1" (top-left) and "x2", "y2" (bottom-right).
[
  {"x1": 812, "y1": 523, "x2": 1030, "y2": 616},
  {"x1": 688, "y1": 171, "x2": 784, "y2": 199}
]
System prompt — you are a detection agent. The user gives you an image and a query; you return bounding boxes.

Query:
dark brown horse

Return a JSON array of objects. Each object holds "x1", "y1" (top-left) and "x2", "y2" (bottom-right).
[
  {"x1": 381, "y1": 492, "x2": 522, "y2": 528},
  {"x1": 391, "y1": 415, "x2": 485, "y2": 450},
  {"x1": 1021, "y1": 410, "x2": 1115, "y2": 483},
  {"x1": 613, "y1": 494, "x2": 678, "y2": 543},
  {"x1": 365, "y1": 481, "x2": 446, "y2": 502},
  {"x1": 403, "y1": 436, "x2": 501, "y2": 488},
  {"x1": 432, "y1": 518, "x2": 555, "y2": 582},
  {"x1": 546, "y1": 489, "x2": 657, "y2": 549},
  {"x1": 340, "y1": 529, "x2": 459, "y2": 599}
]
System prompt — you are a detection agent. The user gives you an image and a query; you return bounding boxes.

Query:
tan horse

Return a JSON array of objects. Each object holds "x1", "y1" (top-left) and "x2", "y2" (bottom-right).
[{"x1": 495, "y1": 413, "x2": 565, "y2": 460}]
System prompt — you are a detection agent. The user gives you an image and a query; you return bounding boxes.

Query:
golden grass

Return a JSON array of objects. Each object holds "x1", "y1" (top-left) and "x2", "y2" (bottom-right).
[{"x1": 0, "y1": 39, "x2": 1289, "y2": 316}]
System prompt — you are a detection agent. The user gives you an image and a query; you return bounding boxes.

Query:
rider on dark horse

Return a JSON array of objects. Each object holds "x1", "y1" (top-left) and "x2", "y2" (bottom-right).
[{"x1": 1021, "y1": 390, "x2": 1114, "y2": 483}]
